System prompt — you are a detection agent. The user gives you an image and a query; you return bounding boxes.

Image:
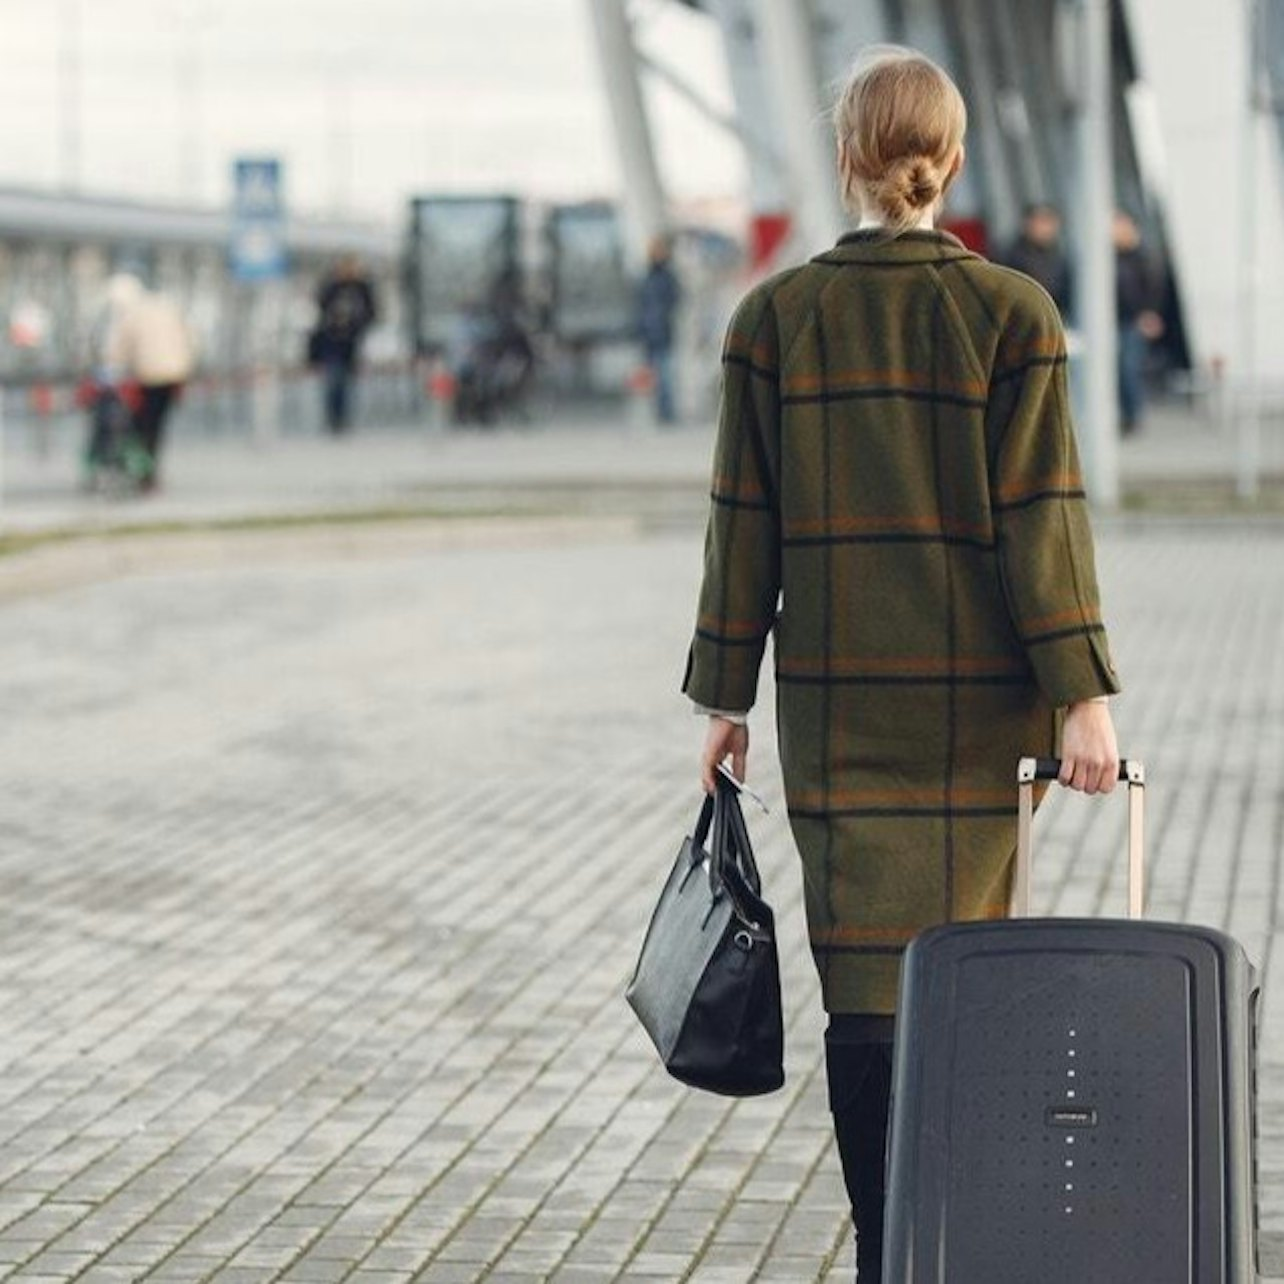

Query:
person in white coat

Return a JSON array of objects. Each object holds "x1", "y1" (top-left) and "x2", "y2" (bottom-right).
[{"x1": 104, "y1": 274, "x2": 197, "y2": 490}]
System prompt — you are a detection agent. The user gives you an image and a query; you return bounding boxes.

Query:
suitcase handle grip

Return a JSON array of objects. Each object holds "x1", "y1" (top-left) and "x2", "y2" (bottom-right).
[
  {"x1": 1014, "y1": 756, "x2": 1146, "y2": 920},
  {"x1": 1022, "y1": 757, "x2": 1144, "y2": 784}
]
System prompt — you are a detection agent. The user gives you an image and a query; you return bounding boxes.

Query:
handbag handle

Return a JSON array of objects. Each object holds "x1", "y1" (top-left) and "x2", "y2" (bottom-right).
[
  {"x1": 719, "y1": 779, "x2": 762, "y2": 895},
  {"x1": 709, "y1": 773, "x2": 739, "y2": 891},
  {"x1": 710, "y1": 775, "x2": 769, "y2": 926},
  {"x1": 691, "y1": 791, "x2": 716, "y2": 856}
]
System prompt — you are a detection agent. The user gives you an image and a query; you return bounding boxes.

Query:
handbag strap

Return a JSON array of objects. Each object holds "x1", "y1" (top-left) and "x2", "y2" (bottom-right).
[
  {"x1": 691, "y1": 791, "x2": 716, "y2": 854},
  {"x1": 722, "y1": 787, "x2": 762, "y2": 896},
  {"x1": 707, "y1": 777, "x2": 731, "y2": 898},
  {"x1": 709, "y1": 775, "x2": 769, "y2": 925},
  {"x1": 712, "y1": 775, "x2": 761, "y2": 889}
]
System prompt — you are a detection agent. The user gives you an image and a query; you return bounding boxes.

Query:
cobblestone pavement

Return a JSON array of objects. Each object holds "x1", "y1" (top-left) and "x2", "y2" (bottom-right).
[{"x1": 0, "y1": 516, "x2": 1281, "y2": 1282}]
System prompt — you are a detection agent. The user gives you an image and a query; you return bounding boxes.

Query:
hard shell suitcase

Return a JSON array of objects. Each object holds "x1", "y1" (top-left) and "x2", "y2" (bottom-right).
[{"x1": 883, "y1": 758, "x2": 1260, "y2": 1284}]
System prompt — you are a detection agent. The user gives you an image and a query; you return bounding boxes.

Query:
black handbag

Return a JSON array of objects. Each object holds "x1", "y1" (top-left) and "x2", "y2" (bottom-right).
[
  {"x1": 305, "y1": 326, "x2": 327, "y2": 367},
  {"x1": 626, "y1": 773, "x2": 784, "y2": 1096}
]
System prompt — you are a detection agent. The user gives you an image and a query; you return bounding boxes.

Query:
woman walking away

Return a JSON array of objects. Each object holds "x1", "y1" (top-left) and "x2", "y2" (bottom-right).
[{"x1": 682, "y1": 46, "x2": 1122, "y2": 1282}]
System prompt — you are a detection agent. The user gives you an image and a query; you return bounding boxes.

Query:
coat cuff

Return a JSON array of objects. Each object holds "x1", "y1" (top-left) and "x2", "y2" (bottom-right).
[
  {"x1": 1027, "y1": 628, "x2": 1123, "y2": 708},
  {"x1": 681, "y1": 636, "x2": 765, "y2": 713}
]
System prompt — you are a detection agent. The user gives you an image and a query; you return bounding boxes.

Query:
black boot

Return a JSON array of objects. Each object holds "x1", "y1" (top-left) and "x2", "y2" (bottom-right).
[{"x1": 825, "y1": 1022, "x2": 894, "y2": 1283}]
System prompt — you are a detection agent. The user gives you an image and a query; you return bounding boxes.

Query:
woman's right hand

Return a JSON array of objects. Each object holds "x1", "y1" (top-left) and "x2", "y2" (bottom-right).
[
  {"x1": 701, "y1": 717, "x2": 749, "y2": 794},
  {"x1": 1059, "y1": 700, "x2": 1120, "y2": 794}
]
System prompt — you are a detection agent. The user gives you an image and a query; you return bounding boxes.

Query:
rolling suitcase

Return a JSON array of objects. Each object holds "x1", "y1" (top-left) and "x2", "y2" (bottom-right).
[{"x1": 883, "y1": 758, "x2": 1259, "y2": 1283}]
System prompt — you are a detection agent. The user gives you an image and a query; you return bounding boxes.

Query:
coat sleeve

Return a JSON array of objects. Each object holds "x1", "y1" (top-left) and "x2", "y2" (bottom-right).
[
  {"x1": 681, "y1": 286, "x2": 782, "y2": 713},
  {"x1": 986, "y1": 290, "x2": 1122, "y2": 707}
]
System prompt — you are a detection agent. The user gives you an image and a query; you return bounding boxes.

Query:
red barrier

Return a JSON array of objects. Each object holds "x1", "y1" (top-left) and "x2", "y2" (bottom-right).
[
  {"x1": 28, "y1": 384, "x2": 54, "y2": 417},
  {"x1": 427, "y1": 369, "x2": 457, "y2": 401},
  {"x1": 627, "y1": 365, "x2": 655, "y2": 396}
]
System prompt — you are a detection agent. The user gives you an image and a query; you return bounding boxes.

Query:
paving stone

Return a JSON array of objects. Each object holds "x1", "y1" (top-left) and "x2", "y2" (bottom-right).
[
  {"x1": 407, "y1": 1266, "x2": 484, "y2": 1284},
  {"x1": 13, "y1": 1253, "x2": 95, "y2": 1278},
  {"x1": 275, "y1": 1262, "x2": 352, "y2": 1284}
]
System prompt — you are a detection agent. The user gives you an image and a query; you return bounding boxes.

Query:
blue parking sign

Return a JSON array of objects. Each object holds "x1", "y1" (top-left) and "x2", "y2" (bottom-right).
[{"x1": 231, "y1": 158, "x2": 286, "y2": 282}]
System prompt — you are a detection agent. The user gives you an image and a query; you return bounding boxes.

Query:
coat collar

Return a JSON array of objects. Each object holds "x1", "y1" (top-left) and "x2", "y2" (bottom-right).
[{"x1": 811, "y1": 227, "x2": 976, "y2": 267}]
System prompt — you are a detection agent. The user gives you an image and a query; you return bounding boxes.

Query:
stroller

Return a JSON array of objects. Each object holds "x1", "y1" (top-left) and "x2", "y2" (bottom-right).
[
  {"x1": 447, "y1": 307, "x2": 535, "y2": 427},
  {"x1": 79, "y1": 376, "x2": 151, "y2": 494}
]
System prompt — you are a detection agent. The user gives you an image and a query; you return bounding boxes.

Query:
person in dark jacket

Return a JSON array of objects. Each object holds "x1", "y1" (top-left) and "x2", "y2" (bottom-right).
[
  {"x1": 313, "y1": 255, "x2": 378, "y2": 434},
  {"x1": 636, "y1": 236, "x2": 682, "y2": 424},
  {"x1": 1113, "y1": 210, "x2": 1165, "y2": 434},
  {"x1": 1000, "y1": 202, "x2": 1071, "y2": 317},
  {"x1": 686, "y1": 46, "x2": 1121, "y2": 1282}
]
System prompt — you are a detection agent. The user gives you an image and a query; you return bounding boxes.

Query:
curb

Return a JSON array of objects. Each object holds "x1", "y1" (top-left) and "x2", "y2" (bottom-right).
[{"x1": 0, "y1": 514, "x2": 642, "y2": 604}]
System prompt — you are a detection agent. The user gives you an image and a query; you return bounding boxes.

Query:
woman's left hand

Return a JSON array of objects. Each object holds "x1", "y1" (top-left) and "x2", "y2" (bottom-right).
[
  {"x1": 1059, "y1": 700, "x2": 1119, "y2": 794},
  {"x1": 701, "y1": 717, "x2": 749, "y2": 794}
]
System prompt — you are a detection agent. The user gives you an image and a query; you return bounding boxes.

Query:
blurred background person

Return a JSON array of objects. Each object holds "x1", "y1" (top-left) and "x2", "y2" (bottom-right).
[
  {"x1": 999, "y1": 202, "x2": 1071, "y2": 318},
  {"x1": 312, "y1": 255, "x2": 378, "y2": 434},
  {"x1": 636, "y1": 235, "x2": 682, "y2": 425},
  {"x1": 1113, "y1": 210, "x2": 1166, "y2": 435},
  {"x1": 103, "y1": 273, "x2": 197, "y2": 493}
]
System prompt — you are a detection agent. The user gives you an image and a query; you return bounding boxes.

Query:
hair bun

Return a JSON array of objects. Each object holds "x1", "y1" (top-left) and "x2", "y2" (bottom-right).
[
  {"x1": 892, "y1": 156, "x2": 942, "y2": 209},
  {"x1": 864, "y1": 154, "x2": 943, "y2": 225}
]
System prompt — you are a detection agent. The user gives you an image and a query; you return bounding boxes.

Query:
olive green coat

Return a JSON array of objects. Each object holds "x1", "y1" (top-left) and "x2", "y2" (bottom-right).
[{"x1": 683, "y1": 229, "x2": 1121, "y2": 1015}]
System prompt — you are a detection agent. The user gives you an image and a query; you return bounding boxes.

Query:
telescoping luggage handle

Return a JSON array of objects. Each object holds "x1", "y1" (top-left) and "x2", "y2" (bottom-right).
[{"x1": 1014, "y1": 757, "x2": 1146, "y2": 920}]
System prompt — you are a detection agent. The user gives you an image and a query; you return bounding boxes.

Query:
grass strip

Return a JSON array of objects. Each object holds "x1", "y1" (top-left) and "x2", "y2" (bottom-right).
[{"x1": 0, "y1": 502, "x2": 564, "y2": 561}]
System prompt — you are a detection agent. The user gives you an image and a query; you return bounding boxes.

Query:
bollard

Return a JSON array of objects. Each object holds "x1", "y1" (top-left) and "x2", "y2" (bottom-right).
[
  {"x1": 1209, "y1": 355, "x2": 1230, "y2": 437},
  {"x1": 28, "y1": 383, "x2": 55, "y2": 459},
  {"x1": 252, "y1": 365, "x2": 281, "y2": 448},
  {"x1": 426, "y1": 361, "x2": 456, "y2": 432},
  {"x1": 627, "y1": 364, "x2": 656, "y2": 433}
]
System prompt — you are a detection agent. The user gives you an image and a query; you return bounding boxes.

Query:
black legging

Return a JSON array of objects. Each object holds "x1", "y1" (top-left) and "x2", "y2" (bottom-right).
[
  {"x1": 134, "y1": 383, "x2": 181, "y2": 475},
  {"x1": 826, "y1": 1016, "x2": 895, "y2": 1283}
]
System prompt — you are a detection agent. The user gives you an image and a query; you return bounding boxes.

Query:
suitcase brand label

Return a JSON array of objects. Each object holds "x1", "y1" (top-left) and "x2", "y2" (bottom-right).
[{"x1": 1046, "y1": 1106, "x2": 1098, "y2": 1128}]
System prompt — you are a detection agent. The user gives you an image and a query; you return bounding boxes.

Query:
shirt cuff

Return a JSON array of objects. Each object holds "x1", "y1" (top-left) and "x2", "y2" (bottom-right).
[{"x1": 693, "y1": 705, "x2": 749, "y2": 726}]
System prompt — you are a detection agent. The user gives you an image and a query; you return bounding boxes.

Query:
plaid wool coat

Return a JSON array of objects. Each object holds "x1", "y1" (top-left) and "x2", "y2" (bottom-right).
[{"x1": 683, "y1": 228, "x2": 1122, "y2": 1015}]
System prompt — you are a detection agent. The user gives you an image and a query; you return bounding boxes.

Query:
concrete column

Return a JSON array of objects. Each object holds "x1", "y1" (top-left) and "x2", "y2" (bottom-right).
[
  {"x1": 990, "y1": 0, "x2": 1049, "y2": 203},
  {"x1": 585, "y1": 0, "x2": 668, "y2": 265},
  {"x1": 1122, "y1": 0, "x2": 1284, "y2": 390},
  {"x1": 949, "y1": 0, "x2": 1021, "y2": 247},
  {"x1": 897, "y1": 0, "x2": 985, "y2": 218},
  {"x1": 1236, "y1": 0, "x2": 1264, "y2": 500},
  {"x1": 753, "y1": 0, "x2": 845, "y2": 253},
  {"x1": 1073, "y1": 0, "x2": 1120, "y2": 508},
  {"x1": 707, "y1": 0, "x2": 791, "y2": 219}
]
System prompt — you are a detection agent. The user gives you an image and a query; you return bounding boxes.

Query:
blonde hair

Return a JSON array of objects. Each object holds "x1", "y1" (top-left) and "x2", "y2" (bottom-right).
[{"x1": 832, "y1": 45, "x2": 967, "y2": 233}]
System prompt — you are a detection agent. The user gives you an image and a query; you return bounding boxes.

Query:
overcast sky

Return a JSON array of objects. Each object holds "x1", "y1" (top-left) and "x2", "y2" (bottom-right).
[{"x1": 0, "y1": 0, "x2": 744, "y2": 223}]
